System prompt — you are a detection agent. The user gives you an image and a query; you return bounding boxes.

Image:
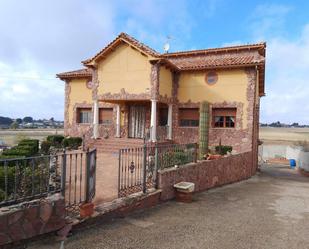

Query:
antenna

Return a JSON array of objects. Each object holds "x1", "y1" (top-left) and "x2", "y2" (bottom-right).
[
  {"x1": 163, "y1": 43, "x2": 170, "y2": 53},
  {"x1": 163, "y1": 35, "x2": 172, "y2": 53}
]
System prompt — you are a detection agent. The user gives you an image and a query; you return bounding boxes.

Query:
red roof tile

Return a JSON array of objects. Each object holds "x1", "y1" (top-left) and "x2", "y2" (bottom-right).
[
  {"x1": 166, "y1": 51, "x2": 265, "y2": 70},
  {"x1": 82, "y1": 32, "x2": 160, "y2": 64},
  {"x1": 56, "y1": 68, "x2": 91, "y2": 80}
]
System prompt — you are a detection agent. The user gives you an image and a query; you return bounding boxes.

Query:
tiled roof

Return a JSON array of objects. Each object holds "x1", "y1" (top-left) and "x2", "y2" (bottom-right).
[
  {"x1": 56, "y1": 68, "x2": 91, "y2": 79},
  {"x1": 82, "y1": 32, "x2": 160, "y2": 64},
  {"x1": 166, "y1": 51, "x2": 265, "y2": 70},
  {"x1": 57, "y1": 33, "x2": 266, "y2": 95}
]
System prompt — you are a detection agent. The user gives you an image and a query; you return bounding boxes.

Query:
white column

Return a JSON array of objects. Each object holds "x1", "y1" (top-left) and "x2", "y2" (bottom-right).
[
  {"x1": 150, "y1": 99, "x2": 157, "y2": 142},
  {"x1": 93, "y1": 100, "x2": 99, "y2": 139},
  {"x1": 167, "y1": 104, "x2": 173, "y2": 140},
  {"x1": 116, "y1": 104, "x2": 121, "y2": 138}
]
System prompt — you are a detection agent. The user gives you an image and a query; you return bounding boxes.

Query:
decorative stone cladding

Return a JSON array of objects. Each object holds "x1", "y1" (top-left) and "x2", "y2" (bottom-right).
[
  {"x1": 171, "y1": 68, "x2": 257, "y2": 153},
  {"x1": 0, "y1": 194, "x2": 65, "y2": 246},
  {"x1": 150, "y1": 62, "x2": 160, "y2": 100},
  {"x1": 98, "y1": 88, "x2": 151, "y2": 101},
  {"x1": 158, "y1": 151, "x2": 254, "y2": 201}
]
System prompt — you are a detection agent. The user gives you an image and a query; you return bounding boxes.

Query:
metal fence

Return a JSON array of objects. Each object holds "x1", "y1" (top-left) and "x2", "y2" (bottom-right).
[
  {"x1": 0, "y1": 149, "x2": 97, "y2": 211},
  {"x1": 118, "y1": 143, "x2": 197, "y2": 197},
  {"x1": 0, "y1": 154, "x2": 62, "y2": 207}
]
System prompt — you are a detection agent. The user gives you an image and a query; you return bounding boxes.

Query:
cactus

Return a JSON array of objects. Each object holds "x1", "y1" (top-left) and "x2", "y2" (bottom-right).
[{"x1": 199, "y1": 101, "x2": 209, "y2": 159}]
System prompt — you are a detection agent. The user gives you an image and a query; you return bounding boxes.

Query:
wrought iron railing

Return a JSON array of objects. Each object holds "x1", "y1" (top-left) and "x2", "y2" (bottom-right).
[
  {"x1": 0, "y1": 149, "x2": 97, "y2": 211},
  {"x1": 118, "y1": 143, "x2": 198, "y2": 197},
  {"x1": 0, "y1": 154, "x2": 62, "y2": 207},
  {"x1": 156, "y1": 143, "x2": 198, "y2": 169}
]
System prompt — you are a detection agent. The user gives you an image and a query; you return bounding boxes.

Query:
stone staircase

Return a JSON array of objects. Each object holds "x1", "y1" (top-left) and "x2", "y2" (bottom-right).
[
  {"x1": 92, "y1": 138, "x2": 145, "y2": 153},
  {"x1": 91, "y1": 138, "x2": 174, "y2": 153}
]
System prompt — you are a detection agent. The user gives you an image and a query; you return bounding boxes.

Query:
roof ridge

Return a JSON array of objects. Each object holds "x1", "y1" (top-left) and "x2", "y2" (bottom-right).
[
  {"x1": 162, "y1": 42, "x2": 266, "y2": 57},
  {"x1": 82, "y1": 32, "x2": 160, "y2": 64}
]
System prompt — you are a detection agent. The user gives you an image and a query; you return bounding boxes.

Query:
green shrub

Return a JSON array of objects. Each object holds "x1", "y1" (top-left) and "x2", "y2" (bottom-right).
[
  {"x1": 62, "y1": 137, "x2": 82, "y2": 150},
  {"x1": 160, "y1": 150, "x2": 193, "y2": 169},
  {"x1": 2, "y1": 147, "x2": 33, "y2": 157},
  {"x1": 47, "y1": 135, "x2": 64, "y2": 147},
  {"x1": 215, "y1": 145, "x2": 233, "y2": 155},
  {"x1": 40, "y1": 140, "x2": 52, "y2": 154},
  {"x1": 18, "y1": 139, "x2": 39, "y2": 152}
]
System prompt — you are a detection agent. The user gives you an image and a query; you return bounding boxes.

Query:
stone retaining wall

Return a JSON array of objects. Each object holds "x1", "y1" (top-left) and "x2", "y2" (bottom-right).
[
  {"x1": 158, "y1": 151, "x2": 254, "y2": 201},
  {"x1": 0, "y1": 193, "x2": 65, "y2": 246}
]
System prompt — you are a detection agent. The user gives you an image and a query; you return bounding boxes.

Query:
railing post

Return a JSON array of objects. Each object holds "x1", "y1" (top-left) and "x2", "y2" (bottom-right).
[
  {"x1": 118, "y1": 149, "x2": 121, "y2": 197},
  {"x1": 61, "y1": 150, "x2": 67, "y2": 197},
  {"x1": 85, "y1": 148, "x2": 90, "y2": 202},
  {"x1": 154, "y1": 144, "x2": 158, "y2": 188},
  {"x1": 142, "y1": 144, "x2": 147, "y2": 193}
]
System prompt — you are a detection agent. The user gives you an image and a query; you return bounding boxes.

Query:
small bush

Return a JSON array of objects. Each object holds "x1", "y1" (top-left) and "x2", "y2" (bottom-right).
[
  {"x1": 18, "y1": 139, "x2": 39, "y2": 152},
  {"x1": 215, "y1": 145, "x2": 233, "y2": 155},
  {"x1": 47, "y1": 135, "x2": 64, "y2": 147},
  {"x1": 62, "y1": 137, "x2": 82, "y2": 150},
  {"x1": 2, "y1": 147, "x2": 33, "y2": 157},
  {"x1": 40, "y1": 140, "x2": 52, "y2": 154}
]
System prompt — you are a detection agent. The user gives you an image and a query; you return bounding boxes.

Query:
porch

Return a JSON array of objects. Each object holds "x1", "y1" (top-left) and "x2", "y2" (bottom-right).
[{"x1": 92, "y1": 99, "x2": 173, "y2": 144}]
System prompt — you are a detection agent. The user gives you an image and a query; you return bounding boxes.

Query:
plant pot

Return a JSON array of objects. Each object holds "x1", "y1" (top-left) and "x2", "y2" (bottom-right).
[
  {"x1": 175, "y1": 191, "x2": 193, "y2": 203},
  {"x1": 79, "y1": 202, "x2": 94, "y2": 218},
  {"x1": 207, "y1": 154, "x2": 222, "y2": 160},
  {"x1": 174, "y1": 182, "x2": 195, "y2": 203}
]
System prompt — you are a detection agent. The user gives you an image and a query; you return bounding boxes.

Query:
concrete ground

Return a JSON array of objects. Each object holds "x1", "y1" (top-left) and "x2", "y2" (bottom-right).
[{"x1": 29, "y1": 164, "x2": 309, "y2": 249}]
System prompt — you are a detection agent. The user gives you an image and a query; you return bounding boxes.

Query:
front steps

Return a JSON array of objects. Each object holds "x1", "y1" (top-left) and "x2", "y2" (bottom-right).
[{"x1": 91, "y1": 138, "x2": 174, "y2": 153}]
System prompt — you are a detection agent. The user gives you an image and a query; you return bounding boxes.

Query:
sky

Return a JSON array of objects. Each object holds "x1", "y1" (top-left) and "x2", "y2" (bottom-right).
[{"x1": 0, "y1": 0, "x2": 308, "y2": 124}]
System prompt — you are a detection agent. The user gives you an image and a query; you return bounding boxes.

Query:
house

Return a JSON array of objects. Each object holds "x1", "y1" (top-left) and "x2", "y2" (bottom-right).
[{"x1": 57, "y1": 32, "x2": 265, "y2": 158}]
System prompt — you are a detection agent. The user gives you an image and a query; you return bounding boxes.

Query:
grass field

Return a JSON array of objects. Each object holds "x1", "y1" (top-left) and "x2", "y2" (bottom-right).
[{"x1": 0, "y1": 129, "x2": 64, "y2": 146}]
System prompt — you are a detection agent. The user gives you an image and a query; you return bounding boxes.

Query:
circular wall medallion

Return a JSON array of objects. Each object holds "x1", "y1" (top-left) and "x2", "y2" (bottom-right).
[
  {"x1": 205, "y1": 71, "x2": 218, "y2": 85},
  {"x1": 86, "y1": 80, "x2": 93, "y2": 89}
]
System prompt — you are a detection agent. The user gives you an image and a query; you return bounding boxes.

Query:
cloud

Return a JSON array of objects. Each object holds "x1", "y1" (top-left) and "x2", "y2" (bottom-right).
[
  {"x1": 260, "y1": 23, "x2": 309, "y2": 124},
  {"x1": 249, "y1": 3, "x2": 293, "y2": 40}
]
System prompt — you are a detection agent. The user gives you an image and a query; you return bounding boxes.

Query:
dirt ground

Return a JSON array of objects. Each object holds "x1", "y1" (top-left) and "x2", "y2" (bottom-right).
[
  {"x1": 0, "y1": 129, "x2": 64, "y2": 146},
  {"x1": 259, "y1": 127, "x2": 309, "y2": 145},
  {"x1": 28, "y1": 164, "x2": 309, "y2": 249}
]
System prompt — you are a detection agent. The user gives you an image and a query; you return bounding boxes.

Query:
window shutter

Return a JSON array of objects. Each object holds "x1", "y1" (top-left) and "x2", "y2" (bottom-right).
[
  {"x1": 99, "y1": 108, "x2": 113, "y2": 124},
  {"x1": 179, "y1": 108, "x2": 199, "y2": 120},
  {"x1": 213, "y1": 108, "x2": 236, "y2": 116}
]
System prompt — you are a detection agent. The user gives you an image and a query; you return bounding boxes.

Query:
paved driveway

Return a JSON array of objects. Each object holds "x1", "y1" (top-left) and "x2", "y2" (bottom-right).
[{"x1": 29, "y1": 164, "x2": 309, "y2": 249}]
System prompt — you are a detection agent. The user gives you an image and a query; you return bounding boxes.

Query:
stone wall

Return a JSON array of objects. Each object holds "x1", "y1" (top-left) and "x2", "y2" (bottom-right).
[
  {"x1": 158, "y1": 151, "x2": 254, "y2": 201},
  {"x1": 0, "y1": 194, "x2": 65, "y2": 246}
]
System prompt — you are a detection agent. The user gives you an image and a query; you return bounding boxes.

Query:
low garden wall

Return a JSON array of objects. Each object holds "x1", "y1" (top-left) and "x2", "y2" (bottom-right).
[
  {"x1": 0, "y1": 193, "x2": 65, "y2": 246},
  {"x1": 158, "y1": 151, "x2": 254, "y2": 201}
]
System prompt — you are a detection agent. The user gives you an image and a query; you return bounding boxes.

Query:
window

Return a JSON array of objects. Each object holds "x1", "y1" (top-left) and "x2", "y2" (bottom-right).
[
  {"x1": 213, "y1": 108, "x2": 236, "y2": 128},
  {"x1": 77, "y1": 108, "x2": 92, "y2": 124},
  {"x1": 159, "y1": 108, "x2": 168, "y2": 126},
  {"x1": 99, "y1": 108, "x2": 113, "y2": 124},
  {"x1": 179, "y1": 108, "x2": 199, "y2": 127}
]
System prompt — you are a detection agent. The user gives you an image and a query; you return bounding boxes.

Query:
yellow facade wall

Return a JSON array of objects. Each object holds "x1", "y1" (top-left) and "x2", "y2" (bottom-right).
[
  {"x1": 97, "y1": 43, "x2": 151, "y2": 95},
  {"x1": 178, "y1": 69, "x2": 249, "y2": 128},
  {"x1": 159, "y1": 66, "x2": 172, "y2": 98},
  {"x1": 68, "y1": 79, "x2": 92, "y2": 124}
]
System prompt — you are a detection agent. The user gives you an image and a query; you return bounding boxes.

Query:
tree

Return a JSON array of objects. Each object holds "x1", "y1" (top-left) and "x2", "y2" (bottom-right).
[
  {"x1": 0, "y1": 116, "x2": 13, "y2": 125},
  {"x1": 23, "y1": 116, "x2": 33, "y2": 123},
  {"x1": 15, "y1": 118, "x2": 22, "y2": 124}
]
